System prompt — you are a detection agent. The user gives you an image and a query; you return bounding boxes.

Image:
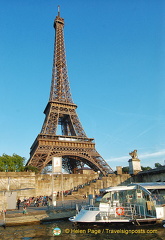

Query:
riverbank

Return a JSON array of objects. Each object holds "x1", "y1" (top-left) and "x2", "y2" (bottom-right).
[
  {"x1": 1, "y1": 197, "x2": 87, "y2": 227},
  {"x1": 4, "y1": 209, "x2": 76, "y2": 226}
]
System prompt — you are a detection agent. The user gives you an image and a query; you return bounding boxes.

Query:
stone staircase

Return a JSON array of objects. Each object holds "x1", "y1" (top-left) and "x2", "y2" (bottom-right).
[
  {"x1": 70, "y1": 174, "x2": 132, "y2": 198},
  {"x1": 71, "y1": 177, "x2": 108, "y2": 197}
]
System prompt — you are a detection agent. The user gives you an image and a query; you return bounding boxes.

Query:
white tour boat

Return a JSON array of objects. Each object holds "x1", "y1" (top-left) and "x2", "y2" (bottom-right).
[{"x1": 69, "y1": 182, "x2": 165, "y2": 225}]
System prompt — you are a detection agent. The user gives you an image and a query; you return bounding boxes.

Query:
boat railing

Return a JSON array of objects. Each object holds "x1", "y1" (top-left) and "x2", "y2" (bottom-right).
[
  {"x1": 82, "y1": 205, "x2": 99, "y2": 211},
  {"x1": 122, "y1": 203, "x2": 153, "y2": 219},
  {"x1": 96, "y1": 205, "x2": 135, "y2": 220},
  {"x1": 119, "y1": 203, "x2": 144, "y2": 217},
  {"x1": 81, "y1": 202, "x2": 155, "y2": 220},
  {"x1": 96, "y1": 203, "x2": 149, "y2": 220}
]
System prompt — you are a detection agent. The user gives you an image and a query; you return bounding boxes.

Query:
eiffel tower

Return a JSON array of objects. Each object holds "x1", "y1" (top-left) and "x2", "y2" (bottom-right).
[{"x1": 27, "y1": 7, "x2": 113, "y2": 175}]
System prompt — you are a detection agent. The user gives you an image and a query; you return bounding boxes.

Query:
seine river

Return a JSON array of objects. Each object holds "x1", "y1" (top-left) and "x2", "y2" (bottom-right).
[{"x1": 0, "y1": 220, "x2": 165, "y2": 240}]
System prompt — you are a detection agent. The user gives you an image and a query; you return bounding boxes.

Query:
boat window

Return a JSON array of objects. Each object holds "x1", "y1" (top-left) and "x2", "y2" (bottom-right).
[
  {"x1": 142, "y1": 191, "x2": 150, "y2": 201},
  {"x1": 101, "y1": 192, "x2": 111, "y2": 203},
  {"x1": 137, "y1": 189, "x2": 142, "y2": 198},
  {"x1": 101, "y1": 189, "x2": 137, "y2": 204},
  {"x1": 151, "y1": 193, "x2": 165, "y2": 206},
  {"x1": 100, "y1": 187, "x2": 164, "y2": 207}
]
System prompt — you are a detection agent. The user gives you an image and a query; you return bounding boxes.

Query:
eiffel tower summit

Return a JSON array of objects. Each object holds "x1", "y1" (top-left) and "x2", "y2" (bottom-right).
[{"x1": 27, "y1": 7, "x2": 113, "y2": 176}]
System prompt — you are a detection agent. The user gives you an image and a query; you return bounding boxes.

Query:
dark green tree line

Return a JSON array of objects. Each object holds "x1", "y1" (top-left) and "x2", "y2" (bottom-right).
[{"x1": 0, "y1": 154, "x2": 38, "y2": 173}]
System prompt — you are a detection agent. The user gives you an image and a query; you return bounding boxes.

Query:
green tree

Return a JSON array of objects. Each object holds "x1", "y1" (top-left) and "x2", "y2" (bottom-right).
[
  {"x1": 154, "y1": 163, "x2": 162, "y2": 168},
  {"x1": 141, "y1": 166, "x2": 152, "y2": 171},
  {"x1": 122, "y1": 166, "x2": 129, "y2": 173},
  {"x1": 24, "y1": 165, "x2": 39, "y2": 173},
  {"x1": 0, "y1": 153, "x2": 25, "y2": 172}
]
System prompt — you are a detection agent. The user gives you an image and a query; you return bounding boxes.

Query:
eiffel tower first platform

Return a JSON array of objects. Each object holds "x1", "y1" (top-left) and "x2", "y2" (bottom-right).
[{"x1": 27, "y1": 7, "x2": 113, "y2": 175}]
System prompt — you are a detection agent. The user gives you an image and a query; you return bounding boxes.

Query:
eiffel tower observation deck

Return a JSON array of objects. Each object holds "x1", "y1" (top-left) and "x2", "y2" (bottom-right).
[{"x1": 27, "y1": 7, "x2": 113, "y2": 175}]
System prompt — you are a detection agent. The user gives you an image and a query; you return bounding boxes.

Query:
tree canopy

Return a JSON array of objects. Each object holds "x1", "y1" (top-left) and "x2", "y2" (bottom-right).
[
  {"x1": 122, "y1": 163, "x2": 163, "y2": 173},
  {"x1": 0, "y1": 153, "x2": 39, "y2": 173},
  {"x1": 154, "y1": 162, "x2": 162, "y2": 168},
  {"x1": 24, "y1": 165, "x2": 39, "y2": 173},
  {"x1": 0, "y1": 153, "x2": 25, "y2": 172},
  {"x1": 141, "y1": 166, "x2": 152, "y2": 171}
]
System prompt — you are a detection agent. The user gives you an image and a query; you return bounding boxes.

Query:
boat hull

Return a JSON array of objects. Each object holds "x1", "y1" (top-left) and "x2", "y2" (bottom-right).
[{"x1": 69, "y1": 216, "x2": 159, "y2": 225}]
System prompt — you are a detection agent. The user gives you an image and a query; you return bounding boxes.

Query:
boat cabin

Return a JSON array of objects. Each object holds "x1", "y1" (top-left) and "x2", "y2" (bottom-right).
[
  {"x1": 99, "y1": 182, "x2": 165, "y2": 220},
  {"x1": 69, "y1": 182, "x2": 165, "y2": 224}
]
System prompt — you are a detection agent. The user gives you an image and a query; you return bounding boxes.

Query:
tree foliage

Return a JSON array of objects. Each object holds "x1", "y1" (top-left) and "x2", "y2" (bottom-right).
[
  {"x1": 154, "y1": 162, "x2": 162, "y2": 168},
  {"x1": 0, "y1": 154, "x2": 25, "y2": 172},
  {"x1": 24, "y1": 165, "x2": 39, "y2": 173},
  {"x1": 122, "y1": 166, "x2": 129, "y2": 173},
  {"x1": 141, "y1": 166, "x2": 152, "y2": 171}
]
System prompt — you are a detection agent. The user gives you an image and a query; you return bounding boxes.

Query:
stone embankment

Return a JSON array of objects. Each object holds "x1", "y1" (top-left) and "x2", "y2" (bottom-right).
[
  {"x1": 1, "y1": 197, "x2": 86, "y2": 227},
  {"x1": 4, "y1": 209, "x2": 76, "y2": 226}
]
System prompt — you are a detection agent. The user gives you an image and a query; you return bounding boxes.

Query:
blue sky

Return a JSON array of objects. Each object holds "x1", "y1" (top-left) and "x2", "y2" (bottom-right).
[{"x1": 0, "y1": 0, "x2": 165, "y2": 171}]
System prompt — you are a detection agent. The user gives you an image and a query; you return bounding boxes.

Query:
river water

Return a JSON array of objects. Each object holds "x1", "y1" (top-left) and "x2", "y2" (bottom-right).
[{"x1": 0, "y1": 220, "x2": 165, "y2": 240}]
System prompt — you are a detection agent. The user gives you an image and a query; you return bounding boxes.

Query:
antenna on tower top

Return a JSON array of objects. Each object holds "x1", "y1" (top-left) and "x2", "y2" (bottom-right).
[{"x1": 58, "y1": 5, "x2": 60, "y2": 17}]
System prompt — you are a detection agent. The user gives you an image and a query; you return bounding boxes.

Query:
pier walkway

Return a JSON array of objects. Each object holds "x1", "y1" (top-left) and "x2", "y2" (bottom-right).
[{"x1": 1, "y1": 198, "x2": 88, "y2": 227}]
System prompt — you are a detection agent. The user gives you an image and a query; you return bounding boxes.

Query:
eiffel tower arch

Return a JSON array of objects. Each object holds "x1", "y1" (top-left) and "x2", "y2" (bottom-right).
[{"x1": 27, "y1": 7, "x2": 113, "y2": 176}]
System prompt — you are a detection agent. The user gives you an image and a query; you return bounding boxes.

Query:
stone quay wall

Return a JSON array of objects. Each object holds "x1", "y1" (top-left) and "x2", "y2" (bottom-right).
[
  {"x1": 1, "y1": 169, "x2": 165, "y2": 211},
  {"x1": 0, "y1": 172, "x2": 132, "y2": 210}
]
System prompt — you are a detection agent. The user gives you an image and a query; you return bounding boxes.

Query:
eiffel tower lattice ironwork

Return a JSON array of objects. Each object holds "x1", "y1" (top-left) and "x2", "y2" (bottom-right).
[{"x1": 27, "y1": 7, "x2": 113, "y2": 175}]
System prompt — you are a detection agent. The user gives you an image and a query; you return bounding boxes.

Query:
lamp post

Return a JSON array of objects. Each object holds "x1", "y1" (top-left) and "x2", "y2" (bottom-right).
[
  {"x1": 61, "y1": 172, "x2": 64, "y2": 202},
  {"x1": 51, "y1": 173, "x2": 57, "y2": 207}
]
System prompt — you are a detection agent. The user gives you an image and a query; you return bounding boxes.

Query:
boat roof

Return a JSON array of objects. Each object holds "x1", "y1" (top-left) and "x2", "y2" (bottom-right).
[
  {"x1": 100, "y1": 185, "x2": 135, "y2": 192},
  {"x1": 129, "y1": 182, "x2": 165, "y2": 190},
  {"x1": 100, "y1": 182, "x2": 165, "y2": 193}
]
